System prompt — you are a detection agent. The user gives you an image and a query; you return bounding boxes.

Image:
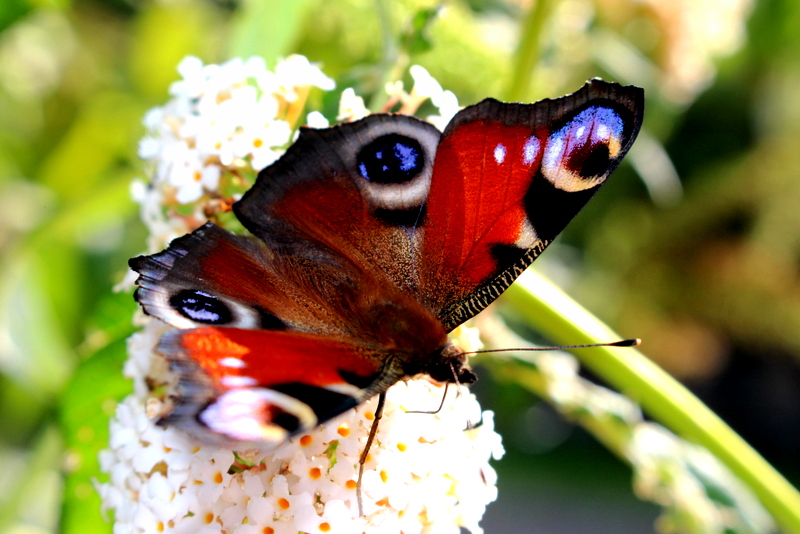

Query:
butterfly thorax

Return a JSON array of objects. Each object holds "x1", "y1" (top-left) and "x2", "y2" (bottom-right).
[
  {"x1": 354, "y1": 293, "x2": 476, "y2": 387},
  {"x1": 364, "y1": 340, "x2": 476, "y2": 404}
]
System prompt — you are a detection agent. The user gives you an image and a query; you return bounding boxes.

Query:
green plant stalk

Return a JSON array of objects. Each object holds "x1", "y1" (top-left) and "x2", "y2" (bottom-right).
[
  {"x1": 502, "y1": 269, "x2": 800, "y2": 533},
  {"x1": 505, "y1": 0, "x2": 558, "y2": 102},
  {"x1": 490, "y1": 361, "x2": 633, "y2": 461}
]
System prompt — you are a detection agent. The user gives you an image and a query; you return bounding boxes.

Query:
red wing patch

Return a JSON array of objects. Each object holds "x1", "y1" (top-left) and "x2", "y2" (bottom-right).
[
  {"x1": 421, "y1": 120, "x2": 540, "y2": 301},
  {"x1": 169, "y1": 326, "x2": 381, "y2": 390}
]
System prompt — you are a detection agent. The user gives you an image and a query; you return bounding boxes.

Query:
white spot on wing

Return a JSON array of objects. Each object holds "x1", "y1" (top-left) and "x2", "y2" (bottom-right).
[
  {"x1": 543, "y1": 137, "x2": 564, "y2": 171},
  {"x1": 493, "y1": 143, "x2": 506, "y2": 164},
  {"x1": 514, "y1": 218, "x2": 539, "y2": 249},
  {"x1": 219, "y1": 357, "x2": 246, "y2": 369},
  {"x1": 221, "y1": 375, "x2": 258, "y2": 388},
  {"x1": 200, "y1": 388, "x2": 317, "y2": 442},
  {"x1": 227, "y1": 299, "x2": 261, "y2": 329},
  {"x1": 523, "y1": 136, "x2": 540, "y2": 165}
]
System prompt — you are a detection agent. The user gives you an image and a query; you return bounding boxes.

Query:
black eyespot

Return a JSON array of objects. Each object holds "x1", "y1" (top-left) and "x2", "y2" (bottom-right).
[
  {"x1": 170, "y1": 289, "x2": 232, "y2": 324},
  {"x1": 338, "y1": 369, "x2": 380, "y2": 389},
  {"x1": 357, "y1": 134, "x2": 425, "y2": 184},
  {"x1": 257, "y1": 307, "x2": 287, "y2": 330},
  {"x1": 267, "y1": 406, "x2": 302, "y2": 433},
  {"x1": 373, "y1": 205, "x2": 427, "y2": 227},
  {"x1": 574, "y1": 143, "x2": 611, "y2": 177},
  {"x1": 270, "y1": 383, "x2": 358, "y2": 422}
]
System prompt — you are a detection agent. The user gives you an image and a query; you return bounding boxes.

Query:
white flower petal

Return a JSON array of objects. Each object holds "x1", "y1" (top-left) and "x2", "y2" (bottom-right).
[
  {"x1": 410, "y1": 64, "x2": 444, "y2": 102},
  {"x1": 337, "y1": 88, "x2": 368, "y2": 122},
  {"x1": 305, "y1": 110, "x2": 330, "y2": 128},
  {"x1": 276, "y1": 54, "x2": 336, "y2": 91}
]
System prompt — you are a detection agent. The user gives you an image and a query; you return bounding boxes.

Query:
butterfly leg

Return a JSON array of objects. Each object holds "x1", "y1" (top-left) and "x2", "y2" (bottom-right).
[
  {"x1": 357, "y1": 392, "x2": 386, "y2": 517},
  {"x1": 404, "y1": 382, "x2": 449, "y2": 414}
]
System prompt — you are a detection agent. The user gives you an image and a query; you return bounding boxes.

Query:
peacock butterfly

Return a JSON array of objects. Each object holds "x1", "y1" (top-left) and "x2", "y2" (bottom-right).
[{"x1": 130, "y1": 79, "x2": 644, "y2": 449}]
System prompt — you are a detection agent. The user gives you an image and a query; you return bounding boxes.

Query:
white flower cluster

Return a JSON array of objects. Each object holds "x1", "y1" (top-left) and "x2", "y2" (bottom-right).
[
  {"x1": 102, "y1": 56, "x2": 502, "y2": 534},
  {"x1": 149, "y1": 54, "x2": 333, "y2": 194},
  {"x1": 99, "y1": 322, "x2": 503, "y2": 534},
  {"x1": 380, "y1": 66, "x2": 460, "y2": 131},
  {"x1": 127, "y1": 56, "x2": 460, "y2": 257},
  {"x1": 131, "y1": 55, "x2": 335, "y2": 252}
]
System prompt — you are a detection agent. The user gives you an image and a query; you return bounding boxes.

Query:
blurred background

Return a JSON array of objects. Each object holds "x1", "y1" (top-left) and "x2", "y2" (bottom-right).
[{"x1": 0, "y1": 0, "x2": 799, "y2": 532}]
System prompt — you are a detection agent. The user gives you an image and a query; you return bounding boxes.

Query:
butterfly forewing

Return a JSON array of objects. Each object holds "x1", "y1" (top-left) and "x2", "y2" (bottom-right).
[
  {"x1": 131, "y1": 222, "x2": 346, "y2": 334},
  {"x1": 420, "y1": 80, "x2": 644, "y2": 329},
  {"x1": 234, "y1": 114, "x2": 441, "y2": 296}
]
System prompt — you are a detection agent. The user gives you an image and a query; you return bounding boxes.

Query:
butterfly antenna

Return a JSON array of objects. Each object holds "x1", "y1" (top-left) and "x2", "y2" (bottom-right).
[
  {"x1": 405, "y1": 382, "x2": 449, "y2": 415},
  {"x1": 357, "y1": 392, "x2": 386, "y2": 517},
  {"x1": 463, "y1": 338, "x2": 641, "y2": 356}
]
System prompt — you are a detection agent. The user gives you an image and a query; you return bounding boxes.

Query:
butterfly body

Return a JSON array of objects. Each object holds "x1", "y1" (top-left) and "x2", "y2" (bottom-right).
[{"x1": 130, "y1": 79, "x2": 643, "y2": 448}]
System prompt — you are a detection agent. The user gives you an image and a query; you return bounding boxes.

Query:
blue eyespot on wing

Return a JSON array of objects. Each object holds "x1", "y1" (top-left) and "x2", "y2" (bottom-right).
[{"x1": 357, "y1": 134, "x2": 426, "y2": 184}]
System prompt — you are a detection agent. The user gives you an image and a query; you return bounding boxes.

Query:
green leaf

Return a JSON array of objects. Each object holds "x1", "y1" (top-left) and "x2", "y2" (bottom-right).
[
  {"x1": 80, "y1": 290, "x2": 138, "y2": 356},
  {"x1": 0, "y1": 425, "x2": 63, "y2": 534},
  {"x1": 0, "y1": 0, "x2": 31, "y2": 33},
  {"x1": 0, "y1": 249, "x2": 74, "y2": 396},
  {"x1": 59, "y1": 335, "x2": 132, "y2": 534},
  {"x1": 325, "y1": 440, "x2": 339, "y2": 471},
  {"x1": 32, "y1": 169, "x2": 138, "y2": 245},
  {"x1": 29, "y1": 0, "x2": 71, "y2": 9},
  {"x1": 401, "y1": 6, "x2": 441, "y2": 55},
  {"x1": 36, "y1": 92, "x2": 145, "y2": 202}
]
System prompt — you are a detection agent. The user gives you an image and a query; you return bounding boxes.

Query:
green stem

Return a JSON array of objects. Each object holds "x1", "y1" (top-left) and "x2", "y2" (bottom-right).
[
  {"x1": 490, "y1": 359, "x2": 633, "y2": 461},
  {"x1": 505, "y1": 0, "x2": 558, "y2": 102},
  {"x1": 501, "y1": 269, "x2": 800, "y2": 533}
]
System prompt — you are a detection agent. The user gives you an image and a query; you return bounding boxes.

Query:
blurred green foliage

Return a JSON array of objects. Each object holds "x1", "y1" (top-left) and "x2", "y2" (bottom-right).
[{"x1": 1, "y1": 0, "x2": 800, "y2": 532}]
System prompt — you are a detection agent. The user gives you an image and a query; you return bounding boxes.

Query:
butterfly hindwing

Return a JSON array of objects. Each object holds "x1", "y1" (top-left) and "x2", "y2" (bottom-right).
[{"x1": 158, "y1": 326, "x2": 387, "y2": 447}]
